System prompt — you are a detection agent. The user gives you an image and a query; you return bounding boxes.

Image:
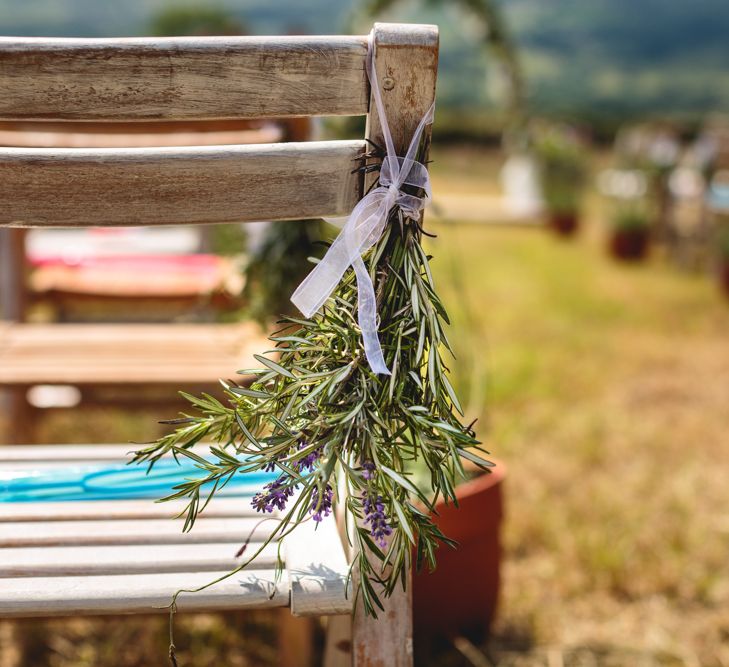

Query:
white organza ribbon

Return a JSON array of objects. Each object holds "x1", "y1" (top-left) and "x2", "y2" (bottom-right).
[{"x1": 291, "y1": 32, "x2": 435, "y2": 375}]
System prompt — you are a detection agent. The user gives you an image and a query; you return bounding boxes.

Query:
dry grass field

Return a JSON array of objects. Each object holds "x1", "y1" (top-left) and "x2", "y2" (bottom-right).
[
  {"x1": 2, "y1": 146, "x2": 729, "y2": 666},
  {"x1": 427, "y1": 146, "x2": 729, "y2": 666}
]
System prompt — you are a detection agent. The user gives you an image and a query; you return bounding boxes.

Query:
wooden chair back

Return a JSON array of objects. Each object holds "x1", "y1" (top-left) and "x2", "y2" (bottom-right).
[{"x1": 0, "y1": 25, "x2": 437, "y2": 228}]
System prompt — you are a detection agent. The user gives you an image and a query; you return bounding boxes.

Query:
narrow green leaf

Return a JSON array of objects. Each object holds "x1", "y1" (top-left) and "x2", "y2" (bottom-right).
[
  {"x1": 459, "y1": 448, "x2": 496, "y2": 469},
  {"x1": 392, "y1": 501, "x2": 415, "y2": 546},
  {"x1": 254, "y1": 354, "x2": 296, "y2": 379},
  {"x1": 380, "y1": 465, "x2": 424, "y2": 500},
  {"x1": 229, "y1": 386, "x2": 269, "y2": 400},
  {"x1": 441, "y1": 374, "x2": 464, "y2": 415}
]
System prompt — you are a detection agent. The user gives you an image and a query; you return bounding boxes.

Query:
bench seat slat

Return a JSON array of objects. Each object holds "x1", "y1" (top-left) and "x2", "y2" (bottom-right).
[
  {"x1": 0, "y1": 140, "x2": 364, "y2": 227},
  {"x1": 0, "y1": 322, "x2": 268, "y2": 385},
  {"x1": 285, "y1": 513, "x2": 352, "y2": 616},
  {"x1": 0, "y1": 36, "x2": 369, "y2": 121},
  {"x1": 0, "y1": 445, "x2": 353, "y2": 617},
  {"x1": 0, "y1": 569, "x2": 290, "y2": 617},
  {"x1": 0, "y1": 517, "x2": 275, "y2": 547},
  {"x1": 0, "y1": 497, "x2": 259, "y2": 522},
  {"x1": 0, "y1": 542, "x2": 278, "y2": 577}
]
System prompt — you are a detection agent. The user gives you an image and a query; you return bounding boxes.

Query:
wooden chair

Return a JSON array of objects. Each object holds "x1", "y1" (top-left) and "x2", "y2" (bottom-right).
[
  {"x1": 0, "y1": 118, "x2": 317, "y2": 442},
  {"x1": 0, "y1": 23, "x2": 439, "y2": 666}
]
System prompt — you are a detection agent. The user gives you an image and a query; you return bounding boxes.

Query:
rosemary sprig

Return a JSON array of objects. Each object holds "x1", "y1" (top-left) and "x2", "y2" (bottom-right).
[{"x1": 133, "y1": 177, "x2": 492, "y2": 619}]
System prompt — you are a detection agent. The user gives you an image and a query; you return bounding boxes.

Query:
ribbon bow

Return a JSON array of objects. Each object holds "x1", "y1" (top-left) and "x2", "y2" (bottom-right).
[{"x1": 291, "y1": 33, "x2": 435, "y2": 374}]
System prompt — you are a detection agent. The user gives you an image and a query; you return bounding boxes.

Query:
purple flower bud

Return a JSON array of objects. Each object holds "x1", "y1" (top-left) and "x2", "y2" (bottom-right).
[
  {"x1": 251, "y1": 476, "x2": 295, "y2": 514},
  {"x1": 310, "y1": 484, "x2": 333, "y2": 523},
  {"x1": 362, "y1": 493, "x2": 392, "y2": 548},
  {"x1": 296, "y1": 441, "x2": 321, "y2": 472},
  {"x1": 262, "y1": 440, "x2": 320, "y2": 474},
  {"x1": 362, "y1": 460, "x2": 376, "y2": 480}
]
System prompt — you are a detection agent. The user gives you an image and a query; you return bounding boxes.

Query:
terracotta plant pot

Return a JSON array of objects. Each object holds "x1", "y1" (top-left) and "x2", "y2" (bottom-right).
[
  {"x1": 609, "y1": 227, "x2": 650, "y2": 261},
  {"x1": 548, "y1": 211, "x2": 579, "y2": 236},
  {"x1": 720, "y1": 261, "x2": 729, "y2": 299},
  {"x1": 413, "y1": 462, "x2": 505, "y2": 644}
]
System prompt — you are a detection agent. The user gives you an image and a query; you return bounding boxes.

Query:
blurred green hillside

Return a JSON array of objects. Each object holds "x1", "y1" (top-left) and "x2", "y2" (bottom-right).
[{"x1": 1, "y1": 0, "x2": 727, "y2": 122}]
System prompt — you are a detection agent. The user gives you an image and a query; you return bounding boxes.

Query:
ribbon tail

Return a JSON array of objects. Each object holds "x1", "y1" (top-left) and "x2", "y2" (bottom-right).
[
  {"x1": 291, "y1": 191, "x2": 389, "y2": 319},
  {"x1": 352, "y1": 256, "x2": 391, "y2": 375},
  {"x1": 291, "y1": 233, "x2": 352, "y2": 318}
]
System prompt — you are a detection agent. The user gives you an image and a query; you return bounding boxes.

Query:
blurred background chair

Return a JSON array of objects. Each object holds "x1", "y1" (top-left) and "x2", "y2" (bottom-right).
[{"x1": 0, "y1": 117, "x2": 314, "y2": 444}]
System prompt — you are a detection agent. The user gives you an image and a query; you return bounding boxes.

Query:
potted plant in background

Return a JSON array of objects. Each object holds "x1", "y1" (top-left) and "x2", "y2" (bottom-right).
[
  {"x1": 608, "y1": 203, "x2": 652, "y2": 262},
  {"x1": 716, "y1": 225, "x2": 729, "y2": 299},
  {"x1": 533, "y1": 123, "x2": 588, "y2": 236},
  {"x1": 411, "y1": 457, "x2": 506, "y2": 648},
  {"x1": 241, "y1": 219, "x2": 323, "y2": 324},
  {"x1": 613, "y1": 122, "x2": 681, "y2": 242}
]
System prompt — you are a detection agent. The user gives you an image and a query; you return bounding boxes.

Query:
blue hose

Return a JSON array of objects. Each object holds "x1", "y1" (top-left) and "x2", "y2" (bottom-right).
[{"x1": 0, "y1": 458, "x2": 277, "y2": 503}]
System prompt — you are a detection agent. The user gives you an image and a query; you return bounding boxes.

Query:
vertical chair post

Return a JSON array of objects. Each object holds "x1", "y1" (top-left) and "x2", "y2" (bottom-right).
[
  {"x1": 0, "y1": 229, "x2": 33, "y2": 444},
  {"x1": 351, "y1": 23, "x2": 439, "y2": 667},
  {"x1": 0, "y1": 229, "x2": 25, "y2": 323}
]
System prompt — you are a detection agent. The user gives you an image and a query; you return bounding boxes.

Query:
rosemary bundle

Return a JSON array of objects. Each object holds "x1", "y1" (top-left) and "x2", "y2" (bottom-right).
[{"x1": 133, "y1": 164, "x2": 491, "y2": 617}]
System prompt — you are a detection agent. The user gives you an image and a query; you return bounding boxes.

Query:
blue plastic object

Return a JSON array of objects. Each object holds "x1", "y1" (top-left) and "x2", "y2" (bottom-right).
[
  {"x1": 708, "y1": 182, "x2": 729, "y2": 212},
  {"x1": 0, "y1": 458, "x2": 277, "y2": 503}
]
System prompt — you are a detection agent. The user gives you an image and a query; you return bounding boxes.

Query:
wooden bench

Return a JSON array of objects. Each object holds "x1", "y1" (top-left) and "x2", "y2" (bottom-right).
[
  {"x1": 0, "y1": 23, "x2": 439, "y2": 666},
  {"x1": 0, "y1": 320, "x2": 267, "y2": 443},
  {"x1": 0, "y1": 444, "x2": 349, "y2": 616}
]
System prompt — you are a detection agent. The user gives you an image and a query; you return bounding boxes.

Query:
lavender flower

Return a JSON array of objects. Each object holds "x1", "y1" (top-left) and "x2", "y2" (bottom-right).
[
  {"x1": 251, "y1": 476, "x2": 294, "y2": 514},
  {"x1": 262, "y1": 440, "x2": 319, "y2": 474},
  {"x1": 310, "y1": 484, "x2": 333, "y2": 523},
  {"x1": 296, "y1": 441, "x2": 321, "y2": 472},
  {"x1": 361, "y1": 460, "x2": 376, "y2": 480},
  {"x1": 363, "y1": 494, "x2": 392, "y2": 548}
]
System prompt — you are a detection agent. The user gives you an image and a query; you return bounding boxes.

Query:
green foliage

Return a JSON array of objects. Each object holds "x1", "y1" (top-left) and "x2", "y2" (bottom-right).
[
  {"x1": 150, "y1": 5, "x2": 246, "y2": 36},
  {"x1": 717, "y1": 225, "x2": 729, "y2": 259},
  {"x1": 533, "y1": 124, "x2": 588, "y2": 216},
  {"x1": 134, "y1": 170, "x2": 488, "y2": 619},
  {"x1": 242, "y1": 220, "x2": 323, "y2": 324},
  {"x1": 610, "y1": 204, "x2": 651, "y2": 232},
  {"x1": 512, "y1": 0, "x2": 729, "y2": 119},
  {"x1": 206, "y1": 223, "x2": 248, "y2": 257}
]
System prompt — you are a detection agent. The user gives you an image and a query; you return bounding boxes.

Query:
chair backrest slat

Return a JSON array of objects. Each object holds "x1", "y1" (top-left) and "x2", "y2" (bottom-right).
[
  {"x1": 0, "y1": 36, "x2": 369, "y2": 122},
  {"x1": 0, "y1": 25, "x2": 438, "y2": 232},
  {"x1": 0, "y1": 140, "x2": 364, "y2": 227}
]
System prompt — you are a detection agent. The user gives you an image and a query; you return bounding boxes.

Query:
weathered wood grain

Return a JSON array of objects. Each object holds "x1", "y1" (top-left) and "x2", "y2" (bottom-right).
[
  {"x1": 0, "y1": 140, "x2": 364, "y2": 227},
  {"x1": 0, "y1": 569, "x2": 289, "y2": 617},
  {"x1": 364, "y1": 23, "x2": 439, "y2": 161},
  {"x1": 0, "y1": 36, "x2": 369, "y2": 121},
  {"x1": 0, "y1": 229, "x2": 25, "y2": 320},
  {"x1": 285, "y1": 513, "x2": 352, "y2": 617},
  {"x1": 0, "y1": 322, "x2": 268, "y2": 385},
  {"x1": 0, "y1": 542, "x2": 278, "y2": 577},
  {"x1": 353, "y1": 23, "x2": 439, "y2": 667},
  {"x1": 0, "y1": 497, "x2": 261, "y2": 522},
  {"x1": 0, "y1": 517, "x2": 276, "y2": 547}
]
